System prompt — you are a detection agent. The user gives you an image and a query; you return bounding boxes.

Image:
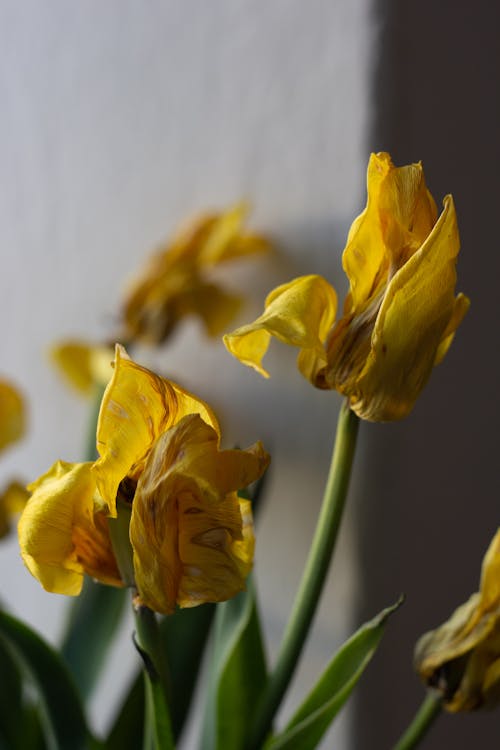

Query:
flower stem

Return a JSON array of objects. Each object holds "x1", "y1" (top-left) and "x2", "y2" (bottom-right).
[
  {"x1": 134, "y1": 604, "x2": 175, "y2": 750},
  {"x1": 393, "y1": 692, "x2": 442, "y2": 750},
  {"x1": 247, "y1": 400, "x2": 359, "y2": 750}
]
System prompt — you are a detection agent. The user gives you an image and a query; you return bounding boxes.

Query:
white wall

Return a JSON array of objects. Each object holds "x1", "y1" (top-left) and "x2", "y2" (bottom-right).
[{"x1": 0, "y1": 2, "x2": 373, "y2": 746}]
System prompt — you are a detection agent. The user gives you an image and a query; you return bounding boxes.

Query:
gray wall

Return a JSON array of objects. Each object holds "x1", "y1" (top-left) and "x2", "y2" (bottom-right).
[{"x1": 354, "y1": 2, "x2": 500, "y2": 748}]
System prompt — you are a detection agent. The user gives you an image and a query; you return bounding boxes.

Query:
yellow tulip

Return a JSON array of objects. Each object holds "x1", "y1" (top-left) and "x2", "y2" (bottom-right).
[
  {"x1": 415, "y1": 529, "x2": 500, "y2": 712},
  {"x1": 19, "y1": 345, "x2": 269, "y2": 614},
  {"x1": 0, "y1": 379, "x2": 25, "y2": 452},
  {"x1": 122, "y1": 203, "x2": 270, "y2": 344},
  {"x1": 224, "y1": 153, "x2": 469, "y2": 421}
]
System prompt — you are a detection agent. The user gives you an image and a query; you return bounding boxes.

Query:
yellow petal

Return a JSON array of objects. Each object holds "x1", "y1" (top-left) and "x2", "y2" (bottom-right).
[
  {"x1": 223, "y1": 275, "x2": 337, "y2": 381},
  {"x1": 19, "y1": 461, "x2": 121, "y2": 594},
  {"x1": 179, "y1": 282, "x2": 242, "y2": 337},
  {"x1": 50, "y1": 341, "x2": 114, "y2": 396},
  {"x1": 196, "y1": 203, "x2": 270, "y2": 266},
  {"x1": 0, "y1": 480, "x2": 29, "y2": 539},
  {"x1": 342, "y1": 153, "x2": 437, "y2": 312},
  {"x1": 350, "y1": 195, "x2": 466, "y2": 420},
  {"x1": 93, "y1": 345, "x2": 220, "y2": 516},
  {"x1": 130, "y1": 414, "x2": 269, "y2": 614},
  {"x1": 434, "y1": 293, "x2": 470, "y2": 366},
  {"x1": 0, "y1": 379, "x2": 25, "y2": 452}
]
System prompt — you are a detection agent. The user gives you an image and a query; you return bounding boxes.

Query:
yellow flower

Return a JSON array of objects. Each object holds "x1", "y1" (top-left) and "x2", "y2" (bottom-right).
[
  {"x1": 50, "y1": 340, "x2": 114, "y2": 396},
  {"x1": 19, "y1": 345, "x2": 269, "y2": 614},
  {"x1": 0, "y1": 480, "x2": 29, "y2": 539},
  {"x1": 122, "y1": 203, "x2": 270, "y2": 345},
  {"x1": 0, "y1": 379, "x2": 25, "y2": 452},
  {"x1": 415, "y1": 529, "x2": 500, "y2": 712},
  {"x1": 224, "y1": 153, "x2": 469, "y2": 421}
]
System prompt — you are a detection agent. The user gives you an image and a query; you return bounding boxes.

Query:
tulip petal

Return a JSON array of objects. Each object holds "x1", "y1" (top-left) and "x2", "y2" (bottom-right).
[
  {"x1": 181, "y1": 283, "x2": 242, "y2": 337},
  {"x1": 0, "y1": 380, "x2": 25, "y2": 452},
  {"x1": 19, "y1": 461, "x2": 121, "y2": 595},
  {"x1": 343, "y1": 153, "x2": 438, "y2": 313},
  {"x1": 223, "y1": 275, "x2": 337, "y2": 381},
  {"x1": 0, "y1": 480, "x2": 29, "y2": 539},
  {"x1": 93, "y1": 345, "x2": 219, "y2": 515},
  {"x1": 50, "y1": 341, "x2": 114, "y2": 395},
  {"x1": 434, "y1": 293, "x2": 470, "y2": 366},
  {"x1": 351, "y1": 195, "x2": 465, "y2": 420},
  {"x1": 196, "y1": 203, "x2": 270, "y2": 266},
  {"x1": 130, "y1": 414, "x2": 269, "y2": 614}
]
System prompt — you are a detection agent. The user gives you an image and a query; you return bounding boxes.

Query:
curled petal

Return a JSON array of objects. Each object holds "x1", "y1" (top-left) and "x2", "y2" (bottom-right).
[
  {"x1": 50, "y1": 341, "x2": 114, "y2": 395},
  {"x1": 343, "y1": 153, "x2": 437, "y2": 312},
  {"x1": 0, "y1": 380, "x2": 25, "y2": 452},
  {"x1": 19, "y1": 461, "x2": 121, "y2": 595},
  {"x1": 224, "y1": 275, "x2": 337, "y2": 381},
  {"x1": 94, "y1": 345, "x2": 219, "y2": 515},
  {"x1": 130, "y1": 414, "x2": 269, "y2": 614}
]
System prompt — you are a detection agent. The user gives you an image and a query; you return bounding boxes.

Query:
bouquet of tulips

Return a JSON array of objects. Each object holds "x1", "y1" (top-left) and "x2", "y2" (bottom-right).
[{"x1": 2, "y1": 153, "x2": 491, "y2": 750}]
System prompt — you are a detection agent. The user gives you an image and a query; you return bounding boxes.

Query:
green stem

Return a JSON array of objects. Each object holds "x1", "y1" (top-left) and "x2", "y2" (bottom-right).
[
  {"x1": 134, "y1": 604, "x2": 174, "y2": 750},
  {"x1": 393, "y1": 692, "x2": 442, "y2": 750},
  {"x1": 247, "y1": 400, "x2": 359, "y2": 750}
]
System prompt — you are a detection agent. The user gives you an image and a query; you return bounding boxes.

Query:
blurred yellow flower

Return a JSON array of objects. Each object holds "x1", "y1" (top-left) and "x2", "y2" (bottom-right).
[
  {"x1": 0, "y1": 480, "x2": 29, "y2": 539},
  {"x1": 0, "y1": 379, "x2": 25, "y2": 452},
  {"x1": 50, "y1": 340, "x2": 114, "y2": 396},
  {"x1": 415, "y1": 529, "x2": 500, "y2": 712},
  {"x1": 224, "y1": 153, "x2": 469, "y2": 421},
  {"x1": 0, "y1": 379, "x2": 28, "y2": 539},
  {"x1": 121, "y1": 203, "x2": 270, "y2": 345},
  {"x1": 19, "y1": 345, "x2": 269, "y2": 614}
]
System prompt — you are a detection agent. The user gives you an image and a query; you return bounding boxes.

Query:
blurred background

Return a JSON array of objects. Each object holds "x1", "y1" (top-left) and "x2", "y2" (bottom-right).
[{"x1": 0, "y1": 1, "x2": 499, "y2": 748}]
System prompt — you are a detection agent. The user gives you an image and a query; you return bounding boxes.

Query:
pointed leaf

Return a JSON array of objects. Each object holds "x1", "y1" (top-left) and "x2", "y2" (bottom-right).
[
  {"x1": 270, "y1": 598, "x2": 403, "y2": 750},
  {"x1": 202, "y1": 576, "x2": 268, "y2": 750},
  {"x1": 0, "y1": 610, "x2": 96, "y2": 750}
]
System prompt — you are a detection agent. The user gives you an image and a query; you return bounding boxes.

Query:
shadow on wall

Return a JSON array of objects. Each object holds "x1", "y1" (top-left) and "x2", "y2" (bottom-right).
[{"x1": 353, "y1": 1, "x2": 500, "y2": 749}]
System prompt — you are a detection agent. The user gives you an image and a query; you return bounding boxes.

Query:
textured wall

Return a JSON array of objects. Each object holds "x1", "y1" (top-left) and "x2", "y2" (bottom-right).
[
  {"x1": 354, "y1": 1, "x2": 500, "y2": 748},
  {"x1": 0, "y1": 2, "x2": 372, "y2": 746}
]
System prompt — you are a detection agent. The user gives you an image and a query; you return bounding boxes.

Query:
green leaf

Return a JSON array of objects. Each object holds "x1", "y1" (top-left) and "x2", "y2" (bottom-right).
[
  {"x1": 0, "y1": 632, "x2": 24, "y2": 750},
  {"x1": 0, "y1": 610, "x2": 97, "y2": 750},
  {"x1": 202, "y1": 576, "x2": 268, "y2": 750},
  {"x1": 61, "y1": 579, "x2": 127, "y2": 700},
  {"x1": 106, "y1": 672, "x2": 144, "y2": 750},
  {"x1": 269, "y1": 598, "x2": 403, "y2": 750},
  {"x1": 161, "y1": 602, "x2": 215, "y2": 737}
]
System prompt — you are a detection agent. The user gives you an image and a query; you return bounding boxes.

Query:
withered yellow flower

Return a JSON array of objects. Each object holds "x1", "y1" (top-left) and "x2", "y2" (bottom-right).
[
  {"x1": 19, "y1": 345, "x2": 269, "y2": 614},
  {"x1": 415, "y1": 529, "x2": 500, "y2": 712},
  {"x1": 122, "y1": 203, "x2": 270, "y2": 344},
  {"x1": 224, "y1": 153, "x2": 469, "y2": 421},
  {"x1": 50, "y1": 340, "x2": 114, "y2": 396},
  {"x1": 0, "y1": 379, "x2": 25, "y2": 452}
]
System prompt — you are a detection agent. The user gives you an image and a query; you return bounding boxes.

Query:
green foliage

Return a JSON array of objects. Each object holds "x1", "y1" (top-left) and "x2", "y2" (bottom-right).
[
  {"x1": 269, "y1": 599, "x2": 403, "y2": 750},
  {"x1": 0, "y1": 610, "x2": 97, "y2": 750},
  {"x1": 202, "y1": 576, "x2": 268, "y2": 750}
]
